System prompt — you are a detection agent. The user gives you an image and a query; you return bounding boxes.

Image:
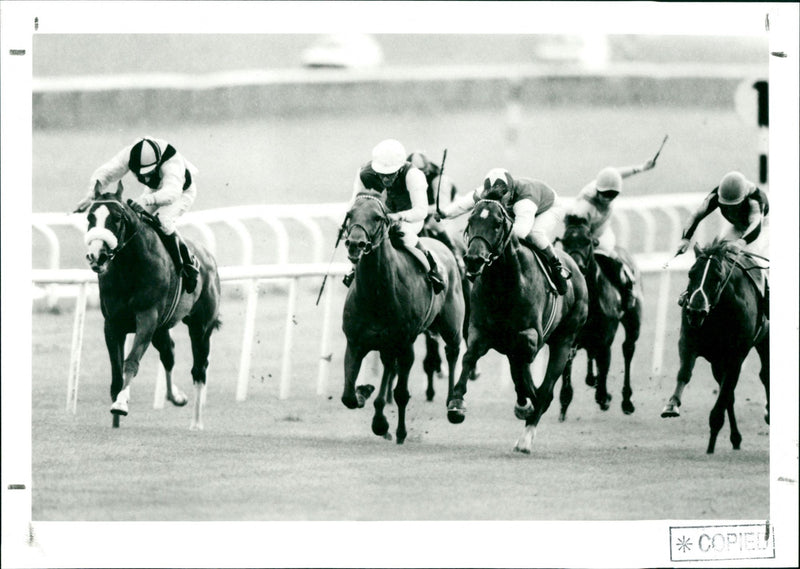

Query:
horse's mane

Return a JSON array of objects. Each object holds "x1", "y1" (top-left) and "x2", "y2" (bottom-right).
[
  {"x1": 698, "y1": 237, "x2": 737, "y2": 258},
  {"x1": 482, "y1": 188, "x2": 506, "y2": 202}
]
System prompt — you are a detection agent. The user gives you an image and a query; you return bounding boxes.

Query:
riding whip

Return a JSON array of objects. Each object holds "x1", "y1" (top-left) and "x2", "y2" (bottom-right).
[
  {"x1": 315, "y1": 214, "x2": 349, "y2": 306},
  {"x1": 435, "y1": 148, "x2": 448, "y2": 217},
  {"x1": 652, "y1": 134, "x2": 669, "y2": 165}
]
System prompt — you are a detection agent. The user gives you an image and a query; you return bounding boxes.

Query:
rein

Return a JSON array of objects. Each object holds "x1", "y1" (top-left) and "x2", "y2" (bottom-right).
[
  {"x1": 465, "y1": 199, "x2": 515, "y2": 266},
  {"x1": 91, "y1": 199, "x2": 141, "y2": 263}
]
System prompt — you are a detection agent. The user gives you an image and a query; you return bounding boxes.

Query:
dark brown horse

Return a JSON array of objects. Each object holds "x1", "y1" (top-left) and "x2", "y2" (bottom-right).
[
  {"x1": 83, "y1": 181, "x2": 221, "y2": 429},
  {"x1": 340, "y1": 191, "x2": 464, "y2": 444},
  {"x1": 559, "y1": 214, "x2": 642, "y2": 418},
  {"x1": 447, "y1": 198, "x2": 588, "y2": 453},
  {"x1": 661, "y1": 239, "x2": 769, "y2": 453}
]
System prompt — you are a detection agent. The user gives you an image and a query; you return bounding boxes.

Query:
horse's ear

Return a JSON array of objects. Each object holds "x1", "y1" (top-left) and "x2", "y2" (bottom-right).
[
  {"x1": 115, "y1": 180, "x2": 124, "y2": 200},
  {"x1": 93, "y1": 180, "x2": 102, "y2": 198},
  {"x1": 693, "y1": 243, "x2": 701, "y2": 256}
]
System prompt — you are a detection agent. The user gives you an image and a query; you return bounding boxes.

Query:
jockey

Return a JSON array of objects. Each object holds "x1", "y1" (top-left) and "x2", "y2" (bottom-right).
[
  {"x1": 568, "y1": 158, "x2": 657, "y2": 309},
  {"x1": 439, "y1": 168, "x2": 570, "y2": 295},
  {"x1": 344, "y1": 139, "x2": 446, "y2": 294},
  {"x1": 407, "y1": 150, "x2": 460, "y2": 256},
  {"x1": 676, "y1": 171, "x2": 770, "y2": 307},
  {"x1": 75, "y1": 137, "x2": 201, "y2": 293}
]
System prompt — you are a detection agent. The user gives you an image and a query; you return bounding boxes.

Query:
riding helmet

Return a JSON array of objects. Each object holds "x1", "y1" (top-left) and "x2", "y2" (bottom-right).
[
  {"x1": 483, "y1": 168, "x2": 514, "y2": 193},
  {"x1": 718, "y1": 171, "x2": 751, "y2": 205},
  {"x1": 130, "y1": 138, "x2": 162, "y2": 175},
  {"x1": 371, "y1": 139, "x2": 407, "y2": 174},
  {"x1": 595, "y1": 167, "x2": 622, "y2": 194}
]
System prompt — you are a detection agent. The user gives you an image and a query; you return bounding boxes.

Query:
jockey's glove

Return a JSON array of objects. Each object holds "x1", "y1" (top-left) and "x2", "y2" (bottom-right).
[{"x1": 132, "y1": 194, "x2": 155, "y2": 208}]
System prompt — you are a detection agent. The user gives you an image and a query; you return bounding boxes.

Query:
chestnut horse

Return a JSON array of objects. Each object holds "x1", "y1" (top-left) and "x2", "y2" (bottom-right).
[
  {"x1": 340, "y1": 191, "x2": 464, "y2": 444},
  {"x1": 83, "y1": 181, "x2": 221, "y2": 429},
  {"x1": 447, "y1": 198, "x2": 588, "y2": 453},
  {"x1": 661, "y1": 239, "x2": 769, "y2": 453}
]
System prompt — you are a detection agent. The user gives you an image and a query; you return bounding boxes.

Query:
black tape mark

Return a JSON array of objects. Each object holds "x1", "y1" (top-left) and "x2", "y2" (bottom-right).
[
  {"x1": 770, "y1": 51, "x2": 787, "y2": 58},
  {"x1": 9, "y1": 49, "x2": 26, "y2": 56},
  {"x1": 35, "y1": 17, "x2": 39, "y2": 31},
  {"x1": 765, "y1": 13, "x2": 769, "y2": 32},
  {"x1": 764, "y1": 520, "x2": 770, "y2": 541},
  {"x1": 8, "y1": 484, "x2": 26, "y2": 490}
]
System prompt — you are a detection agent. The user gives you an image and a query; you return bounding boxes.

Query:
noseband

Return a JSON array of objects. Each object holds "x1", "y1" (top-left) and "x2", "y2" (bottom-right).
[
  {"x1": 465, "y1": 199, "x2": 514, "y2": 266},
  {"x1": 87, "y1": 200, "x2": 140, "y2": 264},
  {"x1": 687, "y1": 250, "x2": 740, "y2": 313},
  {"x1": 344, "y1": 194, "x2": 389, "y2": 255}
]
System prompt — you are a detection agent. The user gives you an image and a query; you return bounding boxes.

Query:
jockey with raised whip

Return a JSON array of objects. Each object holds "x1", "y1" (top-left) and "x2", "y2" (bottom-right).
[
  {"x1": 675, "y1": 170, "x2": 770, "y2": 310},
  {"x1": 343, "y1": 138, "x2": 446, "y2": 294},
  {"x1": 75, "y1": 136, "x2": 201, "y2": 292},
  {"x1": 567, "y1": 156, "x2": 658, "y2": 309},
  {"x1": 438, "y1": 168, "x2": 570, "y2": 295}
]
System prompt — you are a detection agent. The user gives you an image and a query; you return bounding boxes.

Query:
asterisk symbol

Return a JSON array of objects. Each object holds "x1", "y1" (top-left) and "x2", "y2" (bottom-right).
[{"x1": 676, "y1": 536, "x2": 692, "y2": 552}]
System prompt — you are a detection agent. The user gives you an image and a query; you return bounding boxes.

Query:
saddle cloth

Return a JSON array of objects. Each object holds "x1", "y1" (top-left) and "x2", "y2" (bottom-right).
[
  {"x1": 736, "y1": 253, "x2": 769, "y2": 300},
  {"x1": 518, "y1": 241, "x2": 558, "y2": 294}
]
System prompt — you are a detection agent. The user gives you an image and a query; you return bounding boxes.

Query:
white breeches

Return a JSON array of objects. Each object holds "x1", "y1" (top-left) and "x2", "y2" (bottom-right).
[
  {"x1": 397, "y1": 219, "x2": 424, "y2": 248},
  {"x1": 719, "y1": 220, "x2": 769, "y2": 258},
  {"x1": 144, "y1": 184, "x2": 196, "y2": 235},
  {"x1": 595, "y1": 226, "x2": 617, "y2": 255},
  {"x1": 526, "y1": 206, "x2": 563, "y2": 250}
]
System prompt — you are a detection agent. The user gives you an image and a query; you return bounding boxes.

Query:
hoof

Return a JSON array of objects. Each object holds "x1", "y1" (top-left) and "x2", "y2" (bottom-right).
[
  {"x1": 558, "y1": 411, "x2": 567, "y2": 422},
  {"x1": 355, "y1": 384, "x2": 375, "y2": 407},
  {"x1": 660, "y1": 404, "x2": 680, "y2": 418},
  {"x1": 189, "y1": 422, "x2": 204, "y2": 431},
  {"x1": 513, "y1": 445, "x2": 531, "y2": 454},
  {"x1": 585, "y1": 375, "x2": 596, "y2": 387},
  {"x1": 622, "y1": 400, "x2": 635, "y2": 415},
  {"x1": 514, "y1": 403, "x2": 534, "y2": 420},
  {"x1": 110, "y1": 403, "x2": 128, "y2": 416},
  {"x1": 169, "y1": 395, "x2": 189, "y2": 407},
  {"x1": 372, "y1": 415, "x2": 390, "y2": 437},
  {"x1": 341, "y1": 395, "x2": 359, "y2": 409},
  {"x1": 447, "y1": 400, "x2": 466, "y2": 424},
  {"x1": 596, "y1": 393, "x2": 611, "y2": 411},
  {"x1": 425, "y1": 390, "x2": 435, "y2": 402}
]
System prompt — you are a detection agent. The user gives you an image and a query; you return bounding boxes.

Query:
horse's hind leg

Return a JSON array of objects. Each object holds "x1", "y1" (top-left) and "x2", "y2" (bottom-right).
[
  {"x1": 707, "y1": 360, "x2": 742, "y2": 453},
  {"x1": 756, "y1": 332, "x2": 770, "y2": 424},
  {"x1": 187, "y1": 321, "x2": 214, "y2": 431},
  {"x1": 620, "y1": 309, "x2": 641, "y2": 415},
  {"x1": 593, "y1": 346, "x2": 613, "y2": 411},
  {"x1": 661, "y1": 338, "x2": 697, "y2": 418},
  {"x1": 151, "y1": 328, "x2": 188, "y2": 407},
  {"x1": 422, "y1": 332, "x2": 442, "y2": 402},
  {"x1": 393, "y1": 343, "x2": 415, "y2": 445},
  {"x1": 558, "y1": 345, "x2": 578, "y2": 422},
  {"x1": 371, "y1": 352, "x2": 396, "y2": 439}
]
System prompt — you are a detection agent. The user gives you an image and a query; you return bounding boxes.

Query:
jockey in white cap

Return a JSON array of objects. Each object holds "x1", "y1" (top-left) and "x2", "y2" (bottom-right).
[
  {"x1": 568, "y1": 157, "x2": 657, "y2": 308},
  {"x1": 75, "y1": 137, "x2": 201, "y2": 292},
  {"x1": 676, "y1": 170, "x2": 770, "y2": 309},
  {"x1": 344, "y1": 139, "x2": 446, "y2": 293},
  {"x1": 440, "y1": 167, "x2": 570, "y2": 295}
]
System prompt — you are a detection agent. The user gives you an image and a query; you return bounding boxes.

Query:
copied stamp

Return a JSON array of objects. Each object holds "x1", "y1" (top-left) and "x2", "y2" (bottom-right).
[{"x1": 670, "y1": 523, "x2": 775, "y2": 562}]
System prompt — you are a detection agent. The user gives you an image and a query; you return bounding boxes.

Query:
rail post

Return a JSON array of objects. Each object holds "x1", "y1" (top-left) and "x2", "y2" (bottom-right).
[{"x1": 66, "y1": 282, "x2": 88, "y2": 413}]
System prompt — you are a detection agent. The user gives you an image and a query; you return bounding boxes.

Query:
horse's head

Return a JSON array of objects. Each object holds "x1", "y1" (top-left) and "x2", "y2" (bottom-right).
[
  {"x1": 561, "y1": 214, "x2": 597, "y2": 274},
  {"x1": 463, "y1": 199, "x2": 513, "y2": 281},
  {"x1": 343, "y1": 191, "x2": 389, "y2": 264},
  {"x1": 683, "y1": 239, "x2": 739, "y2": 327},
  {"x1": 83, "y1": 181, "x2": 135, "y2": 274}
]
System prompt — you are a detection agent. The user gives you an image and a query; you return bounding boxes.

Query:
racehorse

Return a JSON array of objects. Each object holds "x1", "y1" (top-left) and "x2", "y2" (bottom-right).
[
  {"x1": 559, "y1": 214, "x2": 642, "y2": 418},
  {"x1": 83, "y1": 181, "x2": 221, "y2": 429},
  {"x1": 446, "y1": 198, "x2": 588, "y2": 453},
  {"x1": 661, "y1": 239, "x2": 769, "y2": 453},
  {"x1": 340, "y1": 190, "x2": 464, "y2": 444}
]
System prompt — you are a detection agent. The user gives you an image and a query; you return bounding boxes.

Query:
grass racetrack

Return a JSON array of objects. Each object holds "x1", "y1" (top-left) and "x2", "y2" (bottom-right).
[{"x1": 31, "y1": 103, "x2": 770, "y2": 521}]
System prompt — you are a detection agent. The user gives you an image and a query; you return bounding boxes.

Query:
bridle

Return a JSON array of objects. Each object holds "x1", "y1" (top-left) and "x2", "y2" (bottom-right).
[
  {"x1": 464, "y1": 199, "x2": 515, "y2": 267},
  {"x1": 344, "y1": 194, "x2": 389, "y2": 257},
  {"x1": 88, "y1": 199, "x2": 141, "y2": 264},
  {"x1": 687, "y1": 249, "x2": 741, "y2": 314}
]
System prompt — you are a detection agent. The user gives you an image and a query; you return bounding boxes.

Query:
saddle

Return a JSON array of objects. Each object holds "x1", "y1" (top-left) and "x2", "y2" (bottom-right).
[{"x1": 518, "y1": 240, "x2": 559, "y2": 295}]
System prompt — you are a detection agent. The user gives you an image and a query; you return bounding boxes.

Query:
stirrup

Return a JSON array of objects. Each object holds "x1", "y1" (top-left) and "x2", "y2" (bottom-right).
[
  {"x1": 428, "y1": 271, "x2": 445, "y2": 294},
  {"x1": 342, "y1": 271, "x2": 355, "y2": 287}
]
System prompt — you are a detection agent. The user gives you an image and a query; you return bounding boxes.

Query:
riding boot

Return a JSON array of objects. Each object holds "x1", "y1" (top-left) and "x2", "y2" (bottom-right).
[
  {"x1": 176, "y1": 234, "x2": 199, "y2": 293},
  {"x1": 415, "y1": 242, "x2": 445, "y2": 294},
  {"x1": 537, "y1": 243, "x2": 569, "y2": 295},
  {"x1": 618, "y1": 263, "x2": 636, "y2": 310},
  {"x1": 343, "y1": 269, "x2": 355, "y2": 287}
]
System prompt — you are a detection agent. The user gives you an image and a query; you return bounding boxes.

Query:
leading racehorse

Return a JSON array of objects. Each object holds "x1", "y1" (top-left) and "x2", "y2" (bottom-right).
[
  {"x1": 340, "y1": 190, "x2": 464, "y2": 444},
  {"x1": 559, "y1": 214, "x2": 642, "y2": 418},
  {"x1": 447, "y1": 198, "x2": 588, "y2": 453},
  {"x1": 661, "y1": 239, "x2": 769, "y2": 453},
  {"x1": 83, "y1": 181, "x2": 221, "y2": 429}
]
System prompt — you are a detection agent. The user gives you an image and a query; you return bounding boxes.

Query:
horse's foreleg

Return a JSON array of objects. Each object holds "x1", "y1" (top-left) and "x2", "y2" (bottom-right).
[
  {"x1": 111, "y1": 309, "x2": 158, "y2": 418},
  {"x1": 661, "y1": 340, "x2": 697, "y2": 418},
  {"x1": 594, "y1": 346, "x2": 612, "y2": 411},
  {"x1": 448, "y1": 331, "x2": 490, "y2": 424},
  {"x1": 393, "y1": 344, "x2": 414, "y2": 444},
  {"x1": 104, "y1": 322, "x2": 125, "y2": 427},
  {"x1": 342, "y1": 343, "x2": 370, "y2": 409},
  {"x1": 756, "y1": 332, "x2": 770, "y2": 424},
  {"x1": 620, "y1": 313, "x2": 640, "y2": 415},
  {"x1": 585, "y1": 355, "x2": 596, "y2": 387},
  {"x1": 371, "y1": 352, "x2": 395, "y2": 439}
]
